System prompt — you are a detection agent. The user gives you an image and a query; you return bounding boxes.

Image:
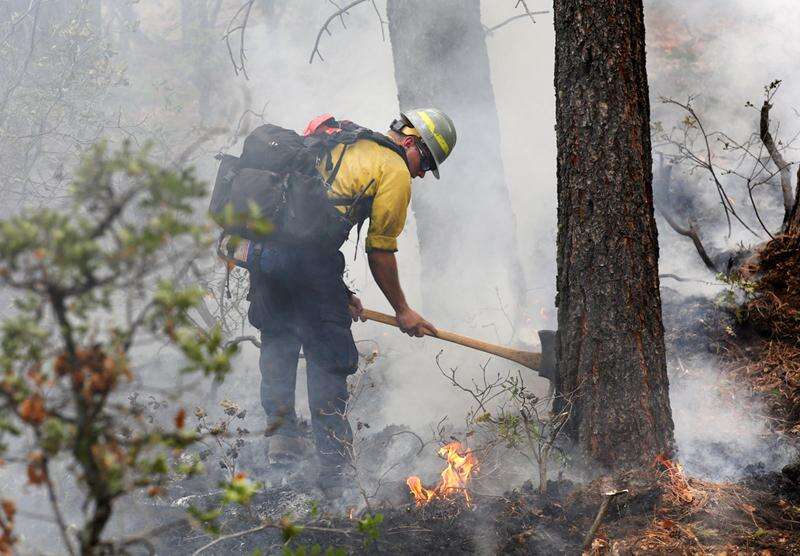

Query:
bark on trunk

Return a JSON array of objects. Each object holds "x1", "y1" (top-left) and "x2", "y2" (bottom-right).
[
  {"x1": 386, "y1": 0, "x2": 526, "y2": 326},
  {"x1": 553, "y1": 0, "x2": 674, "y2": 471},
  {"x1": 787, "y1": 165, "x2": 800, "y2": 236}
]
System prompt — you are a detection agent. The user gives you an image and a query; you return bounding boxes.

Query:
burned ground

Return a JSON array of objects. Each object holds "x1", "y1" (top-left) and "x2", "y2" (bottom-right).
[
  {"x1": 132, "y1": 250, "x2": 800, "y2": 555},
  {"x1": 147, "y1": 458, "x2": 800, "y2": 554}
]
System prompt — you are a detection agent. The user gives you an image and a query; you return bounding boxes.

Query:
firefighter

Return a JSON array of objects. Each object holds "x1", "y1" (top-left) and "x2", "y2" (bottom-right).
[{"x1": 250, "y1": 108, "x2": 457, "y2": 498}]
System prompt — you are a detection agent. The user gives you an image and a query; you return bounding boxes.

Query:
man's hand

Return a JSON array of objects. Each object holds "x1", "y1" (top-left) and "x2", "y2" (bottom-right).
[
  {"x1": 347, "y1": 294, "x2": 366, "y2": 322},
  {"x1": 367, "y1": 250, "x2": 433, "y2": 337},
  {"x1": 396, "y1": 307, "x2": 437, "y2": 338}
]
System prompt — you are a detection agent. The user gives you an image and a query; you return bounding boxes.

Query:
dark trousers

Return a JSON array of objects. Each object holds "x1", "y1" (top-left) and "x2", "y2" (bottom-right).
[{"x1": 248, "y1": 244, "x2": 358, "y2": 474}]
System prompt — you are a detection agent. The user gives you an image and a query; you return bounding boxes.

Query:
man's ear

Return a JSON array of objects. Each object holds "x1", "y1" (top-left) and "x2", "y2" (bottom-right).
[{"x1": 401, "y1": 135, "x2": 416, "y2": 149}]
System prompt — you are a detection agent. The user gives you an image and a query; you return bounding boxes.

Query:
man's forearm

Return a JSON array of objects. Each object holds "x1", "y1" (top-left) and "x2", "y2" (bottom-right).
[
  {"x1": 367, "y1": 250, "x2": 437, "y2": 337},
  {"x1": 367, "y1": 250, "x2": 408, "y2": 313}
]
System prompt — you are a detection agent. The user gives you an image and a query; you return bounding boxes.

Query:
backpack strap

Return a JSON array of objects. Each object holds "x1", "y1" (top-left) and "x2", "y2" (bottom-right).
[
  {"x1": 303, "y1": 117, "x2": 408, "y2": 253},
  {"x1": 344, "y1": 179, "x2": 375, "y2": 258},
  {"x1": 306, "y1": 116, "x2": 409, "y2": 166},
  {"x1": 328, "y1": 196, "x2": 359, "y2": 206},
  {"x1": 344, "y1": 179, "x2": 375, "y2": 219},
  {"x1": 337, "y1": 121, "x2": 408, "y2": 165},
  {"x1": 362, "y1": 131, "x2": 408, "y2": 164},
  {"x1": 325, "y1": 144, "x2": 348, "y2": 189}
]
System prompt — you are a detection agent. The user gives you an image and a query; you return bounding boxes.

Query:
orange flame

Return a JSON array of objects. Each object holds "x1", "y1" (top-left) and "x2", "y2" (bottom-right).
[{"x1": 406, "y1": 442, "x2": 477, "y2": 506}]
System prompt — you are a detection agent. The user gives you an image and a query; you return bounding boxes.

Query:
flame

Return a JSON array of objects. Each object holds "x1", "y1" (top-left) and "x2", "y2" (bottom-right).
[{"x1": 406, "y1": 442, "x2": 477, "y2": 506}]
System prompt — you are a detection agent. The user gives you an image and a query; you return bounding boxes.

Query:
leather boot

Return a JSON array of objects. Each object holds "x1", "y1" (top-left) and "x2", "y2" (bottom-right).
[{"x1": 267, "y1": 434, "x2": 306, "y2": 465}]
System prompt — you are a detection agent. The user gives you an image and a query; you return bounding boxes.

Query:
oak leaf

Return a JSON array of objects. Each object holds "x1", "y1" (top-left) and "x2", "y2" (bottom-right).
[
  {"x1": 19, "y1": 394, "x2": 46, "y2": 425},
  {"x1": 174, "y1": 408, "x2": 186, "y2": 429},
  {"x1": 26, "y1": 452, "x2": 46, "y2": 485},
  {"x1": 0, "y1": 500, "x2": 14, "y2": 520}
]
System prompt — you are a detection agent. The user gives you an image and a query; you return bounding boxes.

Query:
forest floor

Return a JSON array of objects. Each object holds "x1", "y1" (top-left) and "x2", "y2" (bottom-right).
[
  {"x1": 146, "y1": 239, "x2": 800, "y2": 555},
  {"x1": 151, "y1": 453, "x2": 800, "y2": 555}
]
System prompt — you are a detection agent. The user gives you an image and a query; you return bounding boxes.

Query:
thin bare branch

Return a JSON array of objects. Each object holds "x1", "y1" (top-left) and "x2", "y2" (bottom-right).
[
  {"x1": 659, "y1": 273, "x2": 725, "y2": 286},
  {"x1": 0, "y1": 0, "x2": 42, "y2": 125},
  {"x1": 1, "y1": 0, "x2": 41, "y2": 46},
  {"x1": 655, "y1": 160, "x2": 720, "y2": 272},
  {"x1": 223, "y1": 0, "x2": 256, "y2": 79},
  {"x1": 660, "y1": 97, "x2": 762, "y2": 238},
  {"x1": 657, "y1": 206, "x2": 718, "y2": 272},
  {"x1": 746, "y1": 179, "x2": 776, "y2": 240},
  {"x1": 388, "y1": 429, "x2": 426, "y2": 456},
  {"x1": 759, "y1": 98, "x2": 794, "y2": 221},
  {"x1": 370, "y1": 0, "x2": 388, "y2": 41},
  {"x1": 328, "y1": 0, "x2": 349, "y2": 28},
  {"x1": 484, "y1": 11, "x2": 549, "y2": 35},
  {"x1": 192, "y1": 521, "x2": 352, "y2": 555},
  {"x1": 515, "y1": 0, "x2": 542, "y2": 24},
  {"x1": 582, "y1": 490, "x2": 629, "y2": 550},
  {"x1": 43, "y1": 459, "x2": 77, "y2": 556},
  {"x1": 309, "y1": 0, "x2": 374, "y2": 64}
]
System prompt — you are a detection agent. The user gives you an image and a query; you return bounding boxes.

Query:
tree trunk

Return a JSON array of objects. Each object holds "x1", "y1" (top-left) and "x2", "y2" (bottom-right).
[
  {"x1": 786, "y1": 166, "x2": 800, "y2": 236},
  {"x1": 180, "y1": 0, "x2": 223, "y2": 125},
  {"x1": 553, "y1": 0, "x2": 674, "y2": 471},
  {"x1": 386, "y1": 0, "x2": 526, "y2": 328}
]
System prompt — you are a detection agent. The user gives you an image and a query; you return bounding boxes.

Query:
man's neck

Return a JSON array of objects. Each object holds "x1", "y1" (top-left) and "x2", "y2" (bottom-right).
[{"x1": 386, "y1": 129, "x2": 405, "y2": 145}]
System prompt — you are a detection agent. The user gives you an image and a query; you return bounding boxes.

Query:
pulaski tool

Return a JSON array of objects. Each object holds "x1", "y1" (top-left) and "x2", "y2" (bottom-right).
[{"x1": 360, "y1": 309, "x2": 556, "y2": 380}]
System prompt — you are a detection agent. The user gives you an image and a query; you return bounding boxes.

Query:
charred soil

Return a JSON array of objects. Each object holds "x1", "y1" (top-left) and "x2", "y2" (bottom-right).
[
  {"x1": 150, "y1": 462, "x2": 800, "y2": 554},
  {"x1": 147, "y1": 249, "x2": 800, "y2": 555}
]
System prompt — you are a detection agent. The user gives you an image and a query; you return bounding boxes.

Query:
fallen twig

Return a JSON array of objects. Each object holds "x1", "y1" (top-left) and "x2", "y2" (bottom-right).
[
  {"x1": 659, "y1": 273, "x2": 724, "y2": 286},
  {"x1": 581, "y1": 489, "x2": 629, "y2": 551},
  {"x1": 192, "y1": 520, "x2": 352, "y2": 555}
]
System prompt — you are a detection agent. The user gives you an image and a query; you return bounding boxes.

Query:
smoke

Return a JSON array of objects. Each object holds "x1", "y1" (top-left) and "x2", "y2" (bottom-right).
[
  {"x1": 231, "y1": 3, "x2": 557, "y2": 483},
  {"x1": 648, "y1": 0, "x2": 800, "y2": 255},
  {"x1": 645, "y1": 0, "x2": 799, "y2": 480},
  {"x1": 2, "y1": 1, "x2": 799, "y2": 551},
  {"x1": 670, "y1": 354, "x2": 793, "y2": 481}
]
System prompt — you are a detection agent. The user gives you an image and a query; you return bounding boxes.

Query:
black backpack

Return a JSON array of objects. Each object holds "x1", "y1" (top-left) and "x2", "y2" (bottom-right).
[{"x1": 210, "y1": 118, "x2": 406, "y2": 249}]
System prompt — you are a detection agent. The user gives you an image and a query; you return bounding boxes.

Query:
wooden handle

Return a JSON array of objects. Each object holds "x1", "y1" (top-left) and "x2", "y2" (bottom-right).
[{"x1": 360, "y1": 309, "x2": 542, "y2": 371}]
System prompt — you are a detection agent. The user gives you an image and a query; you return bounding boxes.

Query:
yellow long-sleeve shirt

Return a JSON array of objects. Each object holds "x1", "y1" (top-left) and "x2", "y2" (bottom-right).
[{"x1": 317, "y1": 139, "x2": 411, "y2": 252}]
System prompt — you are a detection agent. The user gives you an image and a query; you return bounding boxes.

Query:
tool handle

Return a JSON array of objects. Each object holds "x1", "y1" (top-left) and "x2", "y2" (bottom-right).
[{"x1": 360, "y1": 308, "x2": 541, "y2": 371}]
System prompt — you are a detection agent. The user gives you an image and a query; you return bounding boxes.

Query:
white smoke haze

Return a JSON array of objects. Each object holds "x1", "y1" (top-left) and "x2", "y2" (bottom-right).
[
  {"x1": 670, "y1": 354, "x2": 794, "y2": 481},
  {"x1": 644, "y1": 0, "x2": 800, "y2": 479},
  {"x1": 648, "y1": 0, "x2": 800, "y2": 256},
  {"x1": 2, "y1": 0, "x2": 799, "y2": 551}
]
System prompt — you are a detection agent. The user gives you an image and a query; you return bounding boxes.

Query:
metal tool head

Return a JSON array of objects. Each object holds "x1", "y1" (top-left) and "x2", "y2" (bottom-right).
[{"x1": 537, "y1": 329, "x2": 557, "y2": 381}]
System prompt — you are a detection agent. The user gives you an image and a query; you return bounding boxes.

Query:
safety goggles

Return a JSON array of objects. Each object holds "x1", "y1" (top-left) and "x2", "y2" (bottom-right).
[
  {"x1": 390, "y1": 118, "x2": 437, "y2": 174},
  {"x1": 415, "y1": 138, "x2": 436, "y2": 174}
]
